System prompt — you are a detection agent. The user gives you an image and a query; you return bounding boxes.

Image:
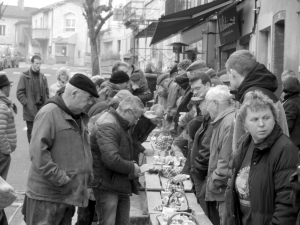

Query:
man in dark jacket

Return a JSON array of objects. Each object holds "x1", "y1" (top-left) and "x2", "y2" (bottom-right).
[
  {"x1": 129, "y1": 72, "x2": 153, "y2": 104},
  {"x1": 90, "y1": 96, "x2": 144, "y2": 225},
  {"x1": 282, "y1": 76, "x2": 300, "y2": 149},
  {"x1": 98, "y1": 71, "x2": 130, "y2": 102},
  {"x1": 226, "y1": 50, "x2": 289, "y2": 152},
  {"x1": 16, "y1": 55, "x2": 49, "y2": 143},
  {"x1": 22, "y1": 74, "x2": 98, "y2": 224}
]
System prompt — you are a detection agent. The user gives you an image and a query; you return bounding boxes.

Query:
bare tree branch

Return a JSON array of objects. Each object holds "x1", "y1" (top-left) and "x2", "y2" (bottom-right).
[
  {"x1": 0, "y1": 2, "x2": 7, "y2": 20},
  {"x1": 94, "y1": 10, "x2": 113, "y2": 39}
]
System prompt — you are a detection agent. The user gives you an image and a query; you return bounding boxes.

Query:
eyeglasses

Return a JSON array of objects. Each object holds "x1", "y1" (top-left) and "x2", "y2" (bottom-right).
[{"x1": 128, "y1": 109, "x2": 139, "y2": 122}]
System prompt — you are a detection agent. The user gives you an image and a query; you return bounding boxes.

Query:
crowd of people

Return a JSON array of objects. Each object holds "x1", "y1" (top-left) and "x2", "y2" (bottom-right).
[{"x1": 0, "y1": 50, "x2": 300, "y2": 225}]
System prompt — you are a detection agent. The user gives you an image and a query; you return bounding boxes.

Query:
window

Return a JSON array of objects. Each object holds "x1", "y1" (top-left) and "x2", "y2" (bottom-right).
[
  {"x1": 0, "y1": 25, "x2": 5, "y2": 36},
  {"x1": 40, "y1": 18, "x2": 43, "y2": 28},
  {"x1": 35, "y1": 20, "x2": 37, "y2": 28},
  {"x1": 64, "y1": 13, "x2": 76, "y2": 32}
]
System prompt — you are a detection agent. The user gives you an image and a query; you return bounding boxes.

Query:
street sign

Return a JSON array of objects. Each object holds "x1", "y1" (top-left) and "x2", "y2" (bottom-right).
[{"x1": 113, "y1": 8, "x2": 123, "y2": 21}]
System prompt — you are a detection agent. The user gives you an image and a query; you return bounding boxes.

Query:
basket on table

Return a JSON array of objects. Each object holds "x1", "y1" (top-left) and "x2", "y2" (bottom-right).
[{"x1": 167, "y1": 212, "x2": 199, "y2": 225}]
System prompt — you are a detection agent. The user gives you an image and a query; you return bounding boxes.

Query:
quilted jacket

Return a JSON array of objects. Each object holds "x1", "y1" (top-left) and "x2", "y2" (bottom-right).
[{"x1": 0, "y1": 93, "x2": 17, "y2": 155}]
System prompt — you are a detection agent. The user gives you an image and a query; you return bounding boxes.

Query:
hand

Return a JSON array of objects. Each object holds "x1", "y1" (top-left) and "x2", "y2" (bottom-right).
[
  {"x1": 0, "y1": 180, "x2": 14, "y2": 193},
  {"x1": 134, "y1": 163, "x2": 141, "y2": 177},
  {"x1": 144, "y1": 149, "x2": 154, "y2": 156},
  {"x1": 172, "y1": 174, "x2": 188, "y2": 183}
]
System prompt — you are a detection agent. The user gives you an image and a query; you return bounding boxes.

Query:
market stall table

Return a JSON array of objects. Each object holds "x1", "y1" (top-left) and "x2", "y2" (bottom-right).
[{"x1": 141, "y1": 142, "x2": 213, "y2": 225}]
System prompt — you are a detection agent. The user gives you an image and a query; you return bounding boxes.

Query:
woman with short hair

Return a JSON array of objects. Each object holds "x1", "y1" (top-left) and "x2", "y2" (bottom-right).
[
  {"x1": 49, "y1": 67, "x2": 70, "y2": 97},
  {"x1": 227, "y1": 90, "x2": 298, "y2": 225}
]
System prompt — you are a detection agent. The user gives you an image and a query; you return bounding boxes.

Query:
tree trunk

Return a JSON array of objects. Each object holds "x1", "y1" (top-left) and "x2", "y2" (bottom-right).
[{"x1": 91, "y1": 38, "x2": 100, "y2": 75}]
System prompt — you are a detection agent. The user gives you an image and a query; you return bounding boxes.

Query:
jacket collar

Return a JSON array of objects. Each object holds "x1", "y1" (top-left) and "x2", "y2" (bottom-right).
[
  {"x1": 283, "y1": 92, "x2": 300, "y2": 104},
  {"x1": 211, "y1": 107, "x2": 235, "y2": 125},
  {"x1": 237, "y1": 123, "x2": 283, "y2": 155},
  {"x1": 108, "y1": 107, "x2": 130, "y2": 130},
  {"x1": 0, "y1": 92, "x2": 11, "y2": 106}
]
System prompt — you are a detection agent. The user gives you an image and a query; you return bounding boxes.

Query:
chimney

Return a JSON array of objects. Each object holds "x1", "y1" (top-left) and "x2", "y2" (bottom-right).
[{"x1": 18, "y1": 0, "x2": 24, "y2": 11}]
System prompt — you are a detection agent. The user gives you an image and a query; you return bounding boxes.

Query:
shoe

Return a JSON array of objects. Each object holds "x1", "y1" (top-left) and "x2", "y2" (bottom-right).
[{"x1": 135, "y1": 181, "x2": 145, "y2": 191}]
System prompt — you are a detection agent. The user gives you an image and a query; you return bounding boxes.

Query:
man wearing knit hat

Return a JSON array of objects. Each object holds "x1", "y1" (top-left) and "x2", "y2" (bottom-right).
[
  {"x1": 22, "y1": 74, "x2": 99, "y2": 224},
  {"x1": 98, "y1": 70, "x2": 130, "y2": 102},
  {"x1": 130, "y1": 72, "x2": 153, "y2": 105},
  {"x1": 177, "y1": 59, "x2": 192, "y2": 75}
]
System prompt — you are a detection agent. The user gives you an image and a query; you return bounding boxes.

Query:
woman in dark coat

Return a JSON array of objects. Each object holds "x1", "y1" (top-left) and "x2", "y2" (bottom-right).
[
  {"x1": 226, "y1": 90, "x2": 298, "y2": 225},
  {"x1": 282, "y1": 76, "x2": 300, "y2": 149}
]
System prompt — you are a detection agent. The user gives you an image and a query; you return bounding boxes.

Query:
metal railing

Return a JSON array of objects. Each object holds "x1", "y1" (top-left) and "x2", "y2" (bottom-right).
[{"x1": 165, "y1": 0, "x2": 191, "y2": 15}]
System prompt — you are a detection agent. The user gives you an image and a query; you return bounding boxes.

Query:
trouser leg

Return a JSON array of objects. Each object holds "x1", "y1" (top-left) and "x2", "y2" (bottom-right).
[{"x1": 26, "y1": 121, "x2": 34, "y2": 143}]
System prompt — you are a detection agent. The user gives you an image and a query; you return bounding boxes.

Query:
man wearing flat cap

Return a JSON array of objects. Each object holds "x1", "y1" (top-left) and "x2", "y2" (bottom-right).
[
  {"x1": 130, "y1": 72, "x2": 153, "y2": 105},
  {"x1": 186, "y1": 60, "x2": 209, "y2": 78},
  {"x1": 22, "y1": 73, "x2": 98, "y2": 224}
]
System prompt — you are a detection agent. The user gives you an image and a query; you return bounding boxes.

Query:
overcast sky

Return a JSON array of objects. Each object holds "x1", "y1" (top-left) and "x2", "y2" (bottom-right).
[{"x1": 3, "y1": 0, "x2": 121, "y2": 8}]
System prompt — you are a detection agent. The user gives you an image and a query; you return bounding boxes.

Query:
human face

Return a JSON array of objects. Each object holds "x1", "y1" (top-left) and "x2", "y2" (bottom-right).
[
  {"x1": 178, "y1": 68, "x2": 186, "y2": 75},
  {"x1": 227, "y1": 69, "x2": 242, "y2": 90},
  {"x1": 244, "y1": 107, "x2": 275, "y2": 144},
  {"x1": 60, "y1": 74, "x2": 68, "y2": 82},
  {"x1": 131, "y1": 80, "x2": 141, "y2": 90},
  {"x1": 123, "y1": 58, "x2": 133, "y2": 66},
  {"x1": 206, "y1": 100, "x2": 218, "y2": 120},
  {"x1": 126, "y1": 108, "x2": 143, "y2": 126},
  {"x1": 2, "y1": 84, "x2": 11, "y2": 97},
  {"x1": 118, "y1": 81, "x2": 129, "y2": 90},
  {"x1": 72, "y1": 90, "x2": 95, "y2": 114},
  {"x1": 150, "y1": 112, "x2": 164, "y2": 125},
  {"x1": 32, "y1": 59, "x2": 41, "y2": 71},
  {"x1": 191, "y1": 79, "x2": 206, "y2": 95},
  {"x1": 118, "y1": 65, "x2": 129, "y2": 75},
  {"x1": 198, "y1": 99, "x2": 209, "y2": 116}
]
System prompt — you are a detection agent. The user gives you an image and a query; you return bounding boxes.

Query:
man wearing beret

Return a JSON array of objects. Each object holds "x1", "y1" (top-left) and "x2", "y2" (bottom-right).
[
  {"x1": 98, "y1": 70, "x2": 130, "y2": 102},
  {"x1": 22, "y1": 74, "x2": 98, "y2": 224},
  {"x1": 129, "y1": 72, "x2": 153, "y2": 105}
]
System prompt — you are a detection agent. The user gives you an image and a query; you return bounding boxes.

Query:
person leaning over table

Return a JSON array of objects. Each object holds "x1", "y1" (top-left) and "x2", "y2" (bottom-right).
[
  {"x1": 226, "y1": 90, "x2": 298, "y2": 225},
  {"x1": 131, "y1": 104, "x2": 164, "y2": 190},
  {"x1": 90, "y1": 96, "x2": 144, "y2": 225}
]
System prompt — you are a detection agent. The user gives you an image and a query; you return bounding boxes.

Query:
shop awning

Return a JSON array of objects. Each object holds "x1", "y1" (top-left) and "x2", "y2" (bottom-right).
[
  {"x1": 150, "y1": 0, "x2": 233, "y2": 46},
  {"x1": 136, "y1": 22, "x2": 158, "y2": 38}
]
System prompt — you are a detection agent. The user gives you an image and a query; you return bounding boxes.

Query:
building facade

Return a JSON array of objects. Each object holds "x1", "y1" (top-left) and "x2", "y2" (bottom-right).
[{"x1": 30, "y1": 0, "x2": 89, "y2": 66}]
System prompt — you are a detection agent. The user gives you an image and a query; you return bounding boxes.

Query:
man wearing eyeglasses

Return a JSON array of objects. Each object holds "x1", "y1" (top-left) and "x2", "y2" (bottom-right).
[{"x1": 90, "y1": 96, "x2": 145, "y2": 225}]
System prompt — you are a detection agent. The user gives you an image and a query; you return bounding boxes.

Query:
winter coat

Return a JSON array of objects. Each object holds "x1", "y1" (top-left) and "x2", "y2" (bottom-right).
[
  {"x1": 205, "y1": 107, "x2": 235, "y2": 202},
  {"x1": 233, "y1": 62, "x2": 289, "y2": 152},
  {"x1": 283, "y1": 93, "x2": 300, "y2": 148},
  {"x1": 0, "y1": 93, "x2": 17, "y2": 155},
  {"x1": 131, "y1": 83, "x2": 153, "y2": 104},
  {"x1": 16, "y1": 69, "x2": 49, "y2": 121},
  {"x1": 90, "y1": 107, "x2": 136, "y2": 195},
  {"x1": 26, "y1": 95, "x2": 93, "y2": 207},
  {"x1": 166, "y1": 78, "x2": 181, "y2": 116},
  {"x1": 131, "y1": 115, "x2": 156, "y2": 155},
  {"x1": 173, "y1": 86, "x2": 193, "y2": 126},
  {"x1": 227, "y1": 123, "x2": 298, "y2": 225},
  {"x1": 98, "y1": 81, "x2": 120, "y2": 102},
  {"x1": 192, "y1": 115, "x2": 212, "y2": 173}
]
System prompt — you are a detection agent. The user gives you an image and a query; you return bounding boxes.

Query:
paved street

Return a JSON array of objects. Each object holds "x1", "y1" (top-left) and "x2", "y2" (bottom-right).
[{"x1": 2, "y1": 62, "x2": 92, "y2": 223}]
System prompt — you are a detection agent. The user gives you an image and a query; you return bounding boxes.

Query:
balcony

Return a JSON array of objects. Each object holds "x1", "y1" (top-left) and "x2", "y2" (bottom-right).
[
  {"x1": 123, "y1": 1, "x2": 144, "y2": 24},
  {"x1": 32, "y1": 28, "x2": 50, "y2": 40},
  {"x1": 165, "y1": 0, "x2": 191, "y2": 15}
]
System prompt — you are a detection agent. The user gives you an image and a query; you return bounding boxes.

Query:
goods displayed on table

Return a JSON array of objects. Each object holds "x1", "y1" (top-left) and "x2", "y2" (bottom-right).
[
  {"x1": 153, "y1": 131, "x2": 173, "y2": 150},
  {"x1": 154, "y1": 189, "x2": 197, "y2": 225}
]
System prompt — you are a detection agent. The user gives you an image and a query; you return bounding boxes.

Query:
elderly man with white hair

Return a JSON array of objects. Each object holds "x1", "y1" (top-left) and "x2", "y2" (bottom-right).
[
  {"x1": 205, "y1": 85, "x2": 235, "y2": 225},
  {"x1": 22, "y1": 74, "x2": 99, "y2": 224},
  {"x1": 90, "y1": 96, "x2": 144, "y2": 225}
]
